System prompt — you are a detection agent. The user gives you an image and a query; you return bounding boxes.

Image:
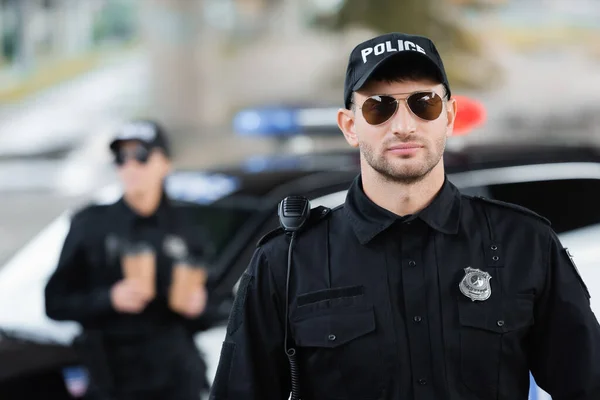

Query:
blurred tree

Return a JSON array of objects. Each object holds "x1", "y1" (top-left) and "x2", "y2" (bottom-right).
[
  {"x1": 14, "y1": 0, "x2": 35, "y2": 73},
  {"x1": 93, "y1": 0, "x2": 138, "y2": 45},
  {"x1": 1, "y1": 13, "x2": 18, "y2": 64},
  {"x1": 140, "y1": 0, "x2": 206, "y2": 141},
  {"x1": 324, "y1": 0, "x2": 501, "y2": 91}
]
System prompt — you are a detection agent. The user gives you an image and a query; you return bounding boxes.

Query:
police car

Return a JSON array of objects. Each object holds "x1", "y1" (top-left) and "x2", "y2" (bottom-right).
[{"x1": 0, "y1": 103, "x2": 598, "y2": 399}]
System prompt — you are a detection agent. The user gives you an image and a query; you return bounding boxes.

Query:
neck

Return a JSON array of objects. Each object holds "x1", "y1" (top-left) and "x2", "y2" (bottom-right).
[
  {"x1": 123, "y1": 188, "x2": 163, "y2": 217},
  {"x1": 361, "y1": 162, "x2": 445, "y2": 217}
]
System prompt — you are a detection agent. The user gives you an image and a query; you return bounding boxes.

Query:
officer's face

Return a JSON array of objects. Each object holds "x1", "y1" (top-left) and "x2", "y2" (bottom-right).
[
  {"x1": 337, "y1": 79, "x2": 457, "y2": 184},
  {"x1": 115, "y1": 141, "x2": 171, "y2": 195}
]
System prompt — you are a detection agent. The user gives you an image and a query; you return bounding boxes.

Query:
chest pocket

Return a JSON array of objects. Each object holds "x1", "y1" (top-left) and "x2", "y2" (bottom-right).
[
  {"x1": 83, "y1": 232, "x2": 119, "y2": 284},
  {"x1": 457, "y1": 294, "x2": 534, "y2": 399},
  {"x1": 291, "y1": 295, "x2": 386, "y2": 400}
]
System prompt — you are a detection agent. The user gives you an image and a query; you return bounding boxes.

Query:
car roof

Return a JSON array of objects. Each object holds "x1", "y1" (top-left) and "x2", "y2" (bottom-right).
[
  {"x1": 171, "y1": 141, "x2": 600, "y2": 200},
  {"x1": 444, "y1": 142, "x2": 600, "y2": 171}
]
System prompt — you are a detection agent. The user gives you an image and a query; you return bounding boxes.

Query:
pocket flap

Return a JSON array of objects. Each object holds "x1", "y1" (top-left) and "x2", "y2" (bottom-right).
[
  {"x1": 458, "y1": 295, "x2": 534, "y2": 333},
  {"x1": 293, "y1": 307, "x2": 376, "y2": 348}
]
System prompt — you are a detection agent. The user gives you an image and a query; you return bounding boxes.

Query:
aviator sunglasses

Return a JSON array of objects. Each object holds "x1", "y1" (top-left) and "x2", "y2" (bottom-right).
[
  {"x1": 114, "y1": 144, "x2": 151, "y2": 166},
  {"x1": 356, "y1": 91, "x2": 444, "y2": 125}
]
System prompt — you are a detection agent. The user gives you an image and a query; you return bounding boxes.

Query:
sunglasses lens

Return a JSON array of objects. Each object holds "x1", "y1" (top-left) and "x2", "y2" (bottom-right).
[
  {"x1": 134, "y1": 146, "x2": 150, "y2": 163},
  {"x1": 361, "y1": 96, "x2": 398, "y2": 125},
  {"x1": 115, "y1": 152, "x2": 125, "y2": 166},
  {"x1": 115, "y1": 145, "x2": 150, "y2": 166},
  {"x1": 407, "y1": 92, "x2": 443, "y2": 121}
]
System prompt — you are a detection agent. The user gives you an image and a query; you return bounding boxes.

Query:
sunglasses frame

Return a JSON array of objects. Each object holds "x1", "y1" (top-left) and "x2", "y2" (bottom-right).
[
  {"x1": 355, "y1": 90, "x2": 445, "y2": 126},
  {"x1": 114, "y1": 144, "x2": 152, "y2": 166}
]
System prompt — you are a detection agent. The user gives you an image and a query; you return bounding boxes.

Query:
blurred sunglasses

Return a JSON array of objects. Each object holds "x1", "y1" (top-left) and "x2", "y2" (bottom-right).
[
  {"x1": 356, "y1": 91, "x2": 444, "y2": 125},
  {"x1": 114, "y1": 144, "x2": 151, "y2": 166}
]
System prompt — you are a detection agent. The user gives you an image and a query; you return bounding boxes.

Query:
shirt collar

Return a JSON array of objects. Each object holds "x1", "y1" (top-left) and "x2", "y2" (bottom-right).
[
  {"x1": 344, "y1": 174, "x2": 461, "y2": 245},
  {"x1": 118, "y1": 192, "x2": 172, "y2": 227}
]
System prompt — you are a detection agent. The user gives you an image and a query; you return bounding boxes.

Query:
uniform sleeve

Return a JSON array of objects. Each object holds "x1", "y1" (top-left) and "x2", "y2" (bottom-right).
[
  {"x1": 528, "y1": 230, "x2": 600, "y2": 399},
  {"x1": 44, "y1": 212, "x2": 113, "y2": 323},
  {"x1": 209, "y1": 246, "x2": 291, "y2": 400}
]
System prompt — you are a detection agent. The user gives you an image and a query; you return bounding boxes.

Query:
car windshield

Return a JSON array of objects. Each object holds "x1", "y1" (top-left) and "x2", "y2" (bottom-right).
[
  {"x1": 460, "y1": 178, "x2": 600, "y2": 235},
  {"x1": 181, "y1": 200, "x2": 258, "y2": 264}
]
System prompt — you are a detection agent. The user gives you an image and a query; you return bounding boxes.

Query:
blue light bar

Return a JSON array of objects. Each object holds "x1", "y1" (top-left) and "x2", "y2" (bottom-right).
[
  {"x1": 242, "y1": 155, "x2": 302, "y2": 173},
  {"x1": 233, "y1": 107, "x2": 339, "y2": 137},
  {"x1": 165, "y1": 172, "x2": 240, "y2": 204},
  {"x1": 234, "y1": 108, "x2": 298, "y2": 137}
]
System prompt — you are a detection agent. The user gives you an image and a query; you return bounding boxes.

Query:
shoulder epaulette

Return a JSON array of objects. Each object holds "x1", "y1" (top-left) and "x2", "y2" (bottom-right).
[
  {"x1": 256, "y1": 227, "x2": 285, "y2": 248},
  {"x1": 256, "y1": 205, "x2": 332, "y2": 248},
  {"x1": 66, "y1": 204, "x2": 109, "y2": 229},
  {"x1": 469, "y1": 196, "x2": 551, "y2": 226},
  {"x1": 71, "y1": 203, "x2": 109, "y2": 218}
]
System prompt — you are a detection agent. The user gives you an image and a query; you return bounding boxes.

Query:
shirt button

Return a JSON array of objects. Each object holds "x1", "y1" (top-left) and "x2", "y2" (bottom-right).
[
  {"x1": 418, "y1": 378, "x2": 427, "y2": 386},
  {"x1": 408, "y1": 260, "x2": 416, "y2": 267},
  {"x1": 497, "y1": 320, "x2": 505, "y2": 327},
  {"x1": 413, "y1": 316, "x2": 423, "y2": 323},
  {"x1": 328, "y1": 334, "x2": 336, "y2": 341}
]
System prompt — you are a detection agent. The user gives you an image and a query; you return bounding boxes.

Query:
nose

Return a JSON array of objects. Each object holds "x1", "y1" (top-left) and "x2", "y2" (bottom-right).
[
  {"x1": 123, "y1": 158, "x2": 141, "y2": 167},
  {"x1": 389, "y1": 101, "x2": 417, "y2": 137}
]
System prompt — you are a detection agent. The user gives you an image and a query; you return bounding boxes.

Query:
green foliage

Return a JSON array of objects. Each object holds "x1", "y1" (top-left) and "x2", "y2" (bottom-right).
[{"x1": 92, "y1": 0, "x2": 138, "y2": 45}]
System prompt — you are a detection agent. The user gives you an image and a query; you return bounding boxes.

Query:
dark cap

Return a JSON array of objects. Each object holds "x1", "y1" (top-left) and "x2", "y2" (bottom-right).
[
  {"x1": 343, "y1": 32, "x2": 451, "y2": 109},
  {"x1": 109, "y1": 120, "x2": 170, "y2": 157}
]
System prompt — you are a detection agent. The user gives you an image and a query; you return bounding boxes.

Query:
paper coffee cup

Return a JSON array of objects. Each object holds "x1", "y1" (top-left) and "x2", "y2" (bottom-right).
[
  {"x1": 121, "y1": 243, "x2": 156, "y2": 300},
  {"x1": 169, "y1": 262, "x2": 207, "y2": 314}
]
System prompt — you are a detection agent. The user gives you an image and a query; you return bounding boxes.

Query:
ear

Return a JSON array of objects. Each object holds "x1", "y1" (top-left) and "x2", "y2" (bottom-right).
[
  {"x1": 164, "y1": 159, "x2": 173, "y2": 175},
  {"x1": 445, "y1": 97, "x2": 458, "y2": 138},
  {"x1": 337, "y1": 108, "x2": 360, "y2": 148},
  {"x1": 157, "y1": 152, "x2": 172, "y2": 176}
]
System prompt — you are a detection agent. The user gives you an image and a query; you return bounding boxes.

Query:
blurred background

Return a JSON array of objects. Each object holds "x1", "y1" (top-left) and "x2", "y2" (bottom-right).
[{"x1": 1, "y1": 0, "x2": 600, "y2": 265}]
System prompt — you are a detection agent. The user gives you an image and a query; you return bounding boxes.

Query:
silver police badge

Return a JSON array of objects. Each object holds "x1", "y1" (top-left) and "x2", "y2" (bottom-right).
[
  {"x1": 459, "y1": 267, "x2": 492, "y2": 302},
  {"x1": 104, "y1": 234, "x2": 120, "y2": 263},
  {"x1": 163, "y1": 235, "x2": 188, "y2": 260}
]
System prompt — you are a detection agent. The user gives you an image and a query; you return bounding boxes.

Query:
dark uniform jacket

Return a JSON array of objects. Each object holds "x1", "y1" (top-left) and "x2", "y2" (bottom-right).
[
  {"x1": 211, "y1": 175, "x2": 600, "y2": 400},
  {"x1": 44, "y1": 195, "x2": 219, "y2": 395}
]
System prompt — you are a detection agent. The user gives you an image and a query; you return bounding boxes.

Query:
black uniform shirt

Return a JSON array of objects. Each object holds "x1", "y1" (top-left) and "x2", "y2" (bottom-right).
[
  {"x1": 45, "y1": 195, "x2": 213, "y2": 337},
  {"x1": 211, "y1": 175, "x2": 600, "y2": 400}
]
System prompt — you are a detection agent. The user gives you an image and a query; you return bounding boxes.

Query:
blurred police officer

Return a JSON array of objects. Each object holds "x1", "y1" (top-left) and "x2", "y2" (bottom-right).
[
  {"x1": 45, "y1": 120, "x2": 213, "y2": 400},
  {"x1": 210, "y1": 33, "x2": 600, "y2": 400}
]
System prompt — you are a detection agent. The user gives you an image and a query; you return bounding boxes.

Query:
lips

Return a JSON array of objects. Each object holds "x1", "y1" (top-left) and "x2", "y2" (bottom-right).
[
  {"x1": 386, "y1": 143, "x2": 424, "y2": 156},
  {"x1": 387, "y1": 143, "x2": 423, "y2": 151}
]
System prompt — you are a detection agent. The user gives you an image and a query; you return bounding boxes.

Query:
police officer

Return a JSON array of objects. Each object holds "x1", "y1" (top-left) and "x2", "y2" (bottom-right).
[
  {"x1": 210, "y1": 32, "x2": 600, "y2": 400},
  {"x1": 45, "y1": 120, "x2": 214, "y2": 400}
]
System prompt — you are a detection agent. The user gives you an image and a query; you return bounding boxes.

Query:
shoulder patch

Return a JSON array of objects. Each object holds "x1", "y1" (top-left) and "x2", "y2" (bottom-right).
[
  {"x1": 563, "y1": 248, "x2": 591, "y2": 300},
  {"x1": 256, "y1": 205, "x2": 332, "y2": 248},
  {"x1": 227, "y1": 272, "x2": 253, "y2": 336},
  {"x1": 469, "y1": 196, "x2": 551, "y2": 226}
]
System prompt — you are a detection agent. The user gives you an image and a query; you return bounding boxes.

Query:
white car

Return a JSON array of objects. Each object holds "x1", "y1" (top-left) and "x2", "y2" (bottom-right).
[{"x1": 0, "y1": 141, "x2": 599, "y2": 399}]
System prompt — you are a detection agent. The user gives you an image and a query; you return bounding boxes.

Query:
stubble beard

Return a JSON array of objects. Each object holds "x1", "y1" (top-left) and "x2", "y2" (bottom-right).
[{"x1": 359, "y1": 136, "x2": 446, "y2": 185}]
